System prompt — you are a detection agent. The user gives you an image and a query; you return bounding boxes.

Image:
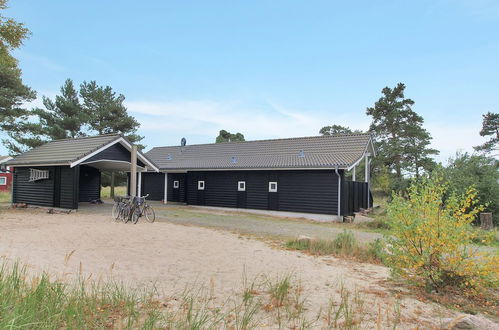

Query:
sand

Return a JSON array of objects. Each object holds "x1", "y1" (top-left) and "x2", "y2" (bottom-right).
[{"x1": 0, "y1": 207, "x2": 456, "y2": 328}]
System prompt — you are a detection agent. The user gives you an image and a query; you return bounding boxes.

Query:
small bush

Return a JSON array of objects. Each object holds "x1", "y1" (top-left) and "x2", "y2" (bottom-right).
[
  {"x1": 286, "y1": 231, "x2": 386, "y2": 264},
  {"x1": 386, "y1": 174, "x2": 499, "y2": 293}
]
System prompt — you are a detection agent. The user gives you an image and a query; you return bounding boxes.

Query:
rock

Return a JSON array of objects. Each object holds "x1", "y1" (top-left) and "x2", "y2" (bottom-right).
[
  {"x1": 353, "y1": 213, "x2": 375, "y2": 223},
  {"x1": 297, "y1": 235, "x2": 315, "y2": 244},
  {"x1": 443, "y1": 314, "x2": 499, "y2": 330},
  {"x1": 343, "y1": 216, "x2": 354, "y2": 223}
]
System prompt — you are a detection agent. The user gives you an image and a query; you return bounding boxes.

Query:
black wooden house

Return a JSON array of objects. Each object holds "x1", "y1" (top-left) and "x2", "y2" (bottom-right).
[
  {"x1": 141, "y1": 134, "x2": 375, "y2": 219},
  {"x1": 6, "y1": 134, "x2": 158, "y2": 209}
]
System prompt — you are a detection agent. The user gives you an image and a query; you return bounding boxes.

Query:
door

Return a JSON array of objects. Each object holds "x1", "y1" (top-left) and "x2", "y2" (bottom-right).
[{"x1": 267, "y1": 172, "x2": 279, "y2": 210}]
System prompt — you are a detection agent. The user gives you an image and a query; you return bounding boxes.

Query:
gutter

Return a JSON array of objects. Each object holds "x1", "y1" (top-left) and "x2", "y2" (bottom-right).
[{"x1": 334, "y1": 166, "x2": 341, "y2": 218}]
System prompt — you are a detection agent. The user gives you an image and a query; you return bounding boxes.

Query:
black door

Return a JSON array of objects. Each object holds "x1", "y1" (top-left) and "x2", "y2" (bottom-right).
[
  {"x1": 268, "y1": 173, "x2": 279, "y2": 210},
  {"x1": 236, "y1": 172, "x2": 247, "y2": 208}
]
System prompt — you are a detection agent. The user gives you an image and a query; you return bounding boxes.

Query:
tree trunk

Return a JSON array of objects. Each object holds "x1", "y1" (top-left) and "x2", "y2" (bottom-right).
[
  {"x1": 110, "y1": 172, "x2": 115, "y2": 198},
  {"x1": 480, "y1": 213, "x2": 493, "y2": 231}
]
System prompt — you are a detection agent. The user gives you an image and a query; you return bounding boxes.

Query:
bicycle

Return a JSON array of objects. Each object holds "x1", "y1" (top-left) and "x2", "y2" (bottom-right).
[
  {"x1": 112, "y1": 196, "x2": 132, "y2": 222},
  {"x1": 129, "y1": 194, "x2": 155, "y2": 224}
]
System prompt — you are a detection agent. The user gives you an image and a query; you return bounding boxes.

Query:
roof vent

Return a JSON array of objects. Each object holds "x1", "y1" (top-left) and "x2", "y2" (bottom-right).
[
  {"x1": 166, "y1": 153, "x2": 173, "y2": 161},
  {"x1": 298, "y1": 150, "x2": 305, "y2": 158},
  {"x1": 181, "y1": 137, "x2": 186, "y2": 146},
  {"x1": 231, "y1": 156, "x2": 237, "y2": 164}
]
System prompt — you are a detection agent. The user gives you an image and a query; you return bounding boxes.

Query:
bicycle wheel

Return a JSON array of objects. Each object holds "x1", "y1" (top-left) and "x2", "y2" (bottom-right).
[
  {"x1": 112, "y1": 203, "x2": 120, "y2": 221},
  {"x1": 122, "y1": 204, "x2": 131, "y2": 223},
  {"x1": 131, "y1": 206, "x2": 141, "y2": 224},
  {"x1": 144, "y1": 205, "x2": 155, "y2": 223}
]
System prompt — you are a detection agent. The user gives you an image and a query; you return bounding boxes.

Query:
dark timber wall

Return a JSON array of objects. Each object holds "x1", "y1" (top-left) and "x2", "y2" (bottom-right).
[
  {"x1": 167, "y1": 173, "x2": 186, "y2": 202},
  {"x1": 140, "y1": 172, "x2": 165, "y2": 201},
  {"x1": 86, "y1": 143, "x2": 145, "y2": 167},
  {"x1": 13, "y1": 166, "x2": 79, "y2": 209},
  {"x1": 79, "y1": 165, "x2": 100, "y2": 202},
  {"x1": 184, "y1": 170, "x2": 343, "y2": 215}
]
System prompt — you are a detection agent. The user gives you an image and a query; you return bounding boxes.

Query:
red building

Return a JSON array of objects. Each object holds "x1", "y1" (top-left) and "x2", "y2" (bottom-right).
[{"x1": 0, "y1": 156, "x2": 13, "y2": 192}]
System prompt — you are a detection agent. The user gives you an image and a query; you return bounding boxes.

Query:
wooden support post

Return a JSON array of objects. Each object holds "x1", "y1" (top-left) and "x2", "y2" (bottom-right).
[
  {"x1": 163, "y1": 173, "x2": 168, "y2": 204},
  {"x1": 480, "y1": 213, "x2": 493, "y2": 231},
  {"x1": 130, "y1": 145, "x2": 137, "y2": 197},
  {"x1": 110, "y1": 172, "x2": 115, "y2": 198}
]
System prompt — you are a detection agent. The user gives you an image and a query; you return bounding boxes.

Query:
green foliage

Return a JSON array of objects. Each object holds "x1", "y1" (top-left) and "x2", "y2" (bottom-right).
[
  {"x1": 386, "y1": 174, "x2": 498, "y2": 292},
  {"x1": 0, "y1": 0, "x2": 37, "y2": 155},
  {"x1": 285, "y1": 230, "x2": 385, "y2": 263},
  {"x1": 474, "y1": 111, "x2": 498, "y2": 153},
  {"x1": 443, "y1": 152, "x2": 499, "y2": 225},
  {"x1": 215, "y1": 129, "x2": 245, "y2": 143},
  {"x1": 319, "y1": 124, "x2": 363, "y2": 136},
  {"x1": 33, "y1": 79, "x2": 87, "y2": 140},
  {"x1": 80, "y1": 80, "x2": 143, "y2": 145},
  {"x1": 366, "y1": 83, "x2": 438, "y2": 183},
  {"x1": 3, "y1": 79, "x2": 144, "y2": 153}
]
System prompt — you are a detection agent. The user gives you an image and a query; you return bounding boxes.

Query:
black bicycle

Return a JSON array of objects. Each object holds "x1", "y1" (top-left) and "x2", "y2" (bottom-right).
[
  {"x1": 129, "y1": 194, "x2": 155, "y2": 224},
  {"x1": 112, "y1": 196, "x2": 132, "y2": 222}
]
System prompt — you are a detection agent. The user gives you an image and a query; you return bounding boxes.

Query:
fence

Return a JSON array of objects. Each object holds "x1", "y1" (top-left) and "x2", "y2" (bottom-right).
[{"x1": 342, "y1": 181, "x2": 372, "y2": 216}]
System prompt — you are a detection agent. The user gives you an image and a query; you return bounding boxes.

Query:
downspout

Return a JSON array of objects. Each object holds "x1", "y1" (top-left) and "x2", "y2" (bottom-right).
[{"x1": 335, "y1": 166, "x2": 341, "y2": 219}]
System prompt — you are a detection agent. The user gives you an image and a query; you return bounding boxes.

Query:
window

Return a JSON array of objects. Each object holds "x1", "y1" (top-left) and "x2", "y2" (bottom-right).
[
  {"x1": 0, "y1": 177, "x2": 6, "y2": 185},
  {"x1": 173, "y1": 180, "x2": 179, "y2": 189},
  {"x1": 29, "y1": 168, "x2": 49, "y2": 182},
  {"x1": 198, "y1": 180, "x2": 205, "y2": 190},
  {"x1": 238, "y1": 181, "x2": 246, "y2": 191},
  {"x1": 269, "y1": 181, "x2": 278, "y2": 192}
]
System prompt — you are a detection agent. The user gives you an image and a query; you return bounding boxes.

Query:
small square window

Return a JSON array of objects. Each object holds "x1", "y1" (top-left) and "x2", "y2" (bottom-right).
[
  {"x1": 0, "y1": 177, "x2": 6, "y2": 185},
  {"x1": 198, "y1": 180, "x2": 205, "y2": 190},
  {"x1": 238, "y1": 181, "x2": 246, "y2": 191},
  {"x1": 173, "y1": 180, "x2": 179, "y2": 189},
  {"x1": 269, "y1": 181, "x2": 278, "y2": 192}
]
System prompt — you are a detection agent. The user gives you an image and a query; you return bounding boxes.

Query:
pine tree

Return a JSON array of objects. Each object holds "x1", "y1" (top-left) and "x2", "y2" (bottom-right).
[
  {"x1": 215, "y1": 130, "x2": 245, "y2": 143},
  {"x1": 319, "y1": 124, "x2": 363, "y2": 135},
  {"x1": 0, "y1": 0, "x2": 37, "y2": 154},
  {"x1": 474, "y1": 112, "x2": 498, "y2": 154},
  {"x1": 366, "y1": 83, "x2": 438, "y2": 185},
  {"x1": 79, "y1": 81, "x2": 143, "y2": 146},
  {"x1": 33, "y1": 79, "x2": 87, "y2": 140}
]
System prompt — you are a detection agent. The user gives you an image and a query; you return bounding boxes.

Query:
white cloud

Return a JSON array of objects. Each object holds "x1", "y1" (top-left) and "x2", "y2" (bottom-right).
[
  {"x1": 126, "y1": 99, "x2": 370, "y2": 146},
  {"x1": 127, "y1": 98, "x2": 489, "y2": 164}
]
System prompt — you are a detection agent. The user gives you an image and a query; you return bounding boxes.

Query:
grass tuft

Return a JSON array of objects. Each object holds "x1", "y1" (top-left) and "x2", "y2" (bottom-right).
[{"x1": 286, "y1": 230, "x2": 387, "y2": 264}]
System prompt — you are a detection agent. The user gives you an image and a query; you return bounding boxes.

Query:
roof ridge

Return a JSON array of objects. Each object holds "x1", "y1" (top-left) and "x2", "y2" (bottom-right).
[
  {"x1": 48, "y1": 133, "x2": 121, "y2": 143},
  {"x1": 149, "y1": 133, "x2": 371, "y2": 150}
]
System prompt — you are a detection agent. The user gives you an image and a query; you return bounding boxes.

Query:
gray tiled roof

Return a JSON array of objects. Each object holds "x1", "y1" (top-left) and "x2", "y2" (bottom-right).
[
  {"x1": 0, "y1": 156, "x2": 12, "y2": 163},
  {"x1": 146, "y1": 134, "x2": 373, "y2": 170},
  {"x1": 6, "y1": 134, "x2": 122, "y2": 166}
]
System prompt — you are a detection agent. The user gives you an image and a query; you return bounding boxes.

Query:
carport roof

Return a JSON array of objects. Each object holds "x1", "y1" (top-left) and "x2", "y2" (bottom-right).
[
  {"x1": 6, "y1": 134, "x2": 159, "y2": 171},
  {"x1": 146, "y1": 133, "x2": 375, "y2": 171}
]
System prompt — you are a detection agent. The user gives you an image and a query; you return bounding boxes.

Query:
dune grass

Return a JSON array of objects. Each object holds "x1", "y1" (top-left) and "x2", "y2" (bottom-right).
[
  {"x1": 286, "y1": 230, "x2": 387, "y2": 264},
  {"x1": 0, "y1": 261, "x2": 406, "y2": 329}
]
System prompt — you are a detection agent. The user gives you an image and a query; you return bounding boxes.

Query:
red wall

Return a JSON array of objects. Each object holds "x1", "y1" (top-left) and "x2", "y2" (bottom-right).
[{"x1": 0, "y1": 172, "x2": 12, "y2": 192}]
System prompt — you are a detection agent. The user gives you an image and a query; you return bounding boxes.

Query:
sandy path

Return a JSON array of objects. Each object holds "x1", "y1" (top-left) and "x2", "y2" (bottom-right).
[{"x1": 0, "y1": 208, "x2": 454, "y2": 328}]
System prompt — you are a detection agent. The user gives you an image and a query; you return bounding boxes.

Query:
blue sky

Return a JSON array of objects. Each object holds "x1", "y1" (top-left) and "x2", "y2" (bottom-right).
[{"x1": 3, "y1": 0, "x2": 499, "y2": 162}]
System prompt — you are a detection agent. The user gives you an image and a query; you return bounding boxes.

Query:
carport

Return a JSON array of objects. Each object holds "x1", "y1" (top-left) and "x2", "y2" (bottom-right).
[{"x1": 5, "y1": 134, "x2": 158, "y2": 209}]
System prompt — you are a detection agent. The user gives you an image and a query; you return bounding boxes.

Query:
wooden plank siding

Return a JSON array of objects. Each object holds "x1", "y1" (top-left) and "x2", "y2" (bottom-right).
[
  {"x1": 12, "y1": 166, "x2": 80, "y2": 209},
  {"x1": 85, "y1": 143, "x2": 145, "y2": 167},
  {"x1": 182, "y1": 170, "x2": 341, "y2": 215},
  {"x1": 78, "y1": 165, "x2": 100, "y2": 202}
]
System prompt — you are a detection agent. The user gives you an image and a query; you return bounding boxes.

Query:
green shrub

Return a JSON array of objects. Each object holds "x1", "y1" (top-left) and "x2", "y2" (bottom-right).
[{"x1": 386, "y1": 174, "x2": 499, "y2": 293}]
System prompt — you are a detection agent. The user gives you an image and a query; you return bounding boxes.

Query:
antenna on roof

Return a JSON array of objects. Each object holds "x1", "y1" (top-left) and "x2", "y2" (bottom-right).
[{"x1": 181, "y1": 137, "x2": 186, "y2": 146}]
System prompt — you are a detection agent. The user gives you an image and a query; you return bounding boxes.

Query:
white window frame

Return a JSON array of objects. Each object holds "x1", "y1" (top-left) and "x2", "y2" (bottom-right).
[
  {"x1": 173, "y1": 180, "x2": 179, "y2": 189},
  {"x1": 0, "y1": 177, "x2": 6, "y2": 185},
  {"x1": 29, "y1": 168, "x2": 49, "y2": 182},
  {"x1": 269, "y1": 181, "x2": 278, "y2": 192},
  {"x1": 238, "y1": 181, "x2": 246, "y2": 191},
  {"x1": 198, "y1": 180, "x2": 205, "y2": 190}
]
